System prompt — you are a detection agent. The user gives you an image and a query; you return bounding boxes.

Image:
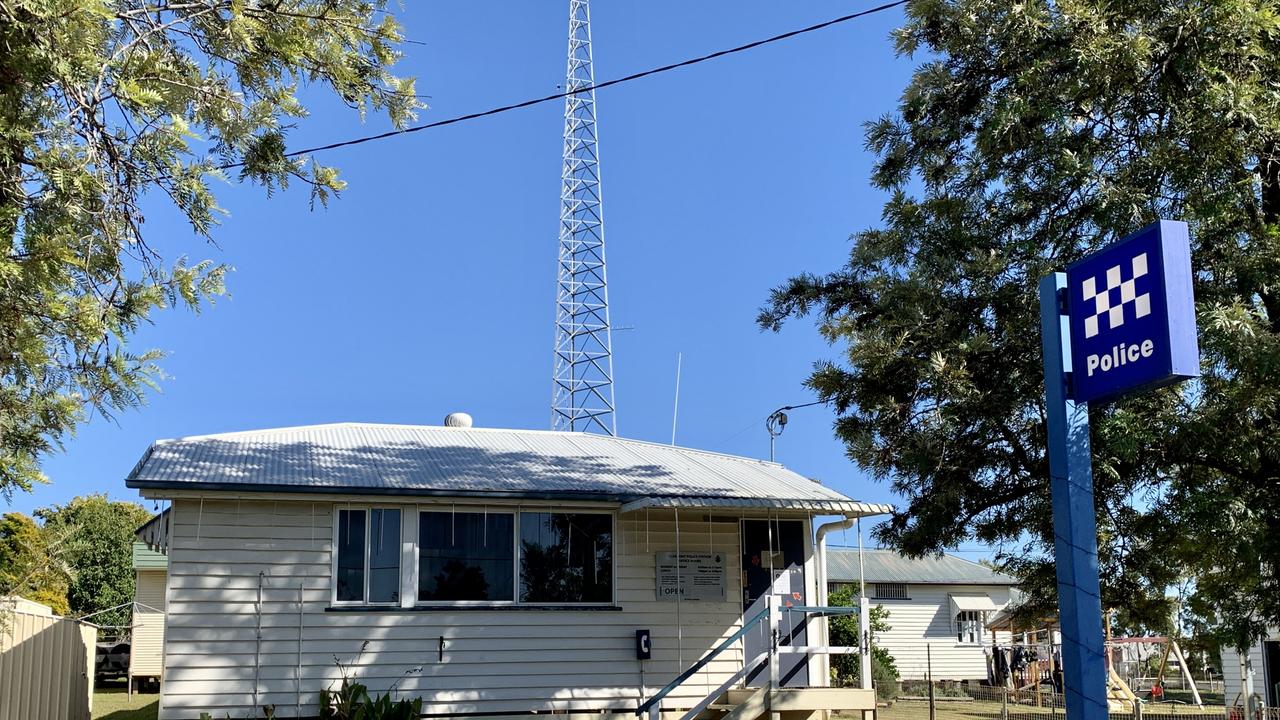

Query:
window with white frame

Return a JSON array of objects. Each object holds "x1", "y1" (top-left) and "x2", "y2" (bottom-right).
[
  {"x1": 331, "y1": 507, "x2": 614, "y2": 607},
  {"x1": 335, "y1": 508, "x2": 401, "y2": 605},
  {"x1": 955, "y1": 609, "x2": 984, "y2": 644}
]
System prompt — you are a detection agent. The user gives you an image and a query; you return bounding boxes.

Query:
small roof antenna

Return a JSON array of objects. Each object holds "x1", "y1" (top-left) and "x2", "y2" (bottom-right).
[
  {"x1": 766, "y1": 410, "x2": 787, "y2": 462},
  {"x1": 765, "y1": 400, "x2": 825, "y2": 462}
]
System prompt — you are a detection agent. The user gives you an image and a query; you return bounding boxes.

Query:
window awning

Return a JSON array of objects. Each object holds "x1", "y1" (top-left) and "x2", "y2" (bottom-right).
[{"x1": 950, "y1": 594, "x2": 1001, "y2": 613}]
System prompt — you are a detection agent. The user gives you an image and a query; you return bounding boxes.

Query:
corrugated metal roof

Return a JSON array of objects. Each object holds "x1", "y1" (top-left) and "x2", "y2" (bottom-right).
[
  {"x1": 985, "y1": 598, "x2": 1050, "y2": 631},
  {"x1": 826, "y1": 548, "x2": 1017, "y2": 585},
  {"x1": 125, "y1": 423, "x2": 885, "y2": 511},
  {"x1": 131, "y1": 541, "x2": 167, "y2": 570}
]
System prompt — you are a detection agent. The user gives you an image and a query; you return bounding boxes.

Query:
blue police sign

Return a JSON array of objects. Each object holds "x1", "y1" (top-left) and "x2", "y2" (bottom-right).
[
  {"x1": 1066, "y1": 220, "x2": 1200, "y2": 404},
  {"x1": 1038, "y1": 218, "x2": 1201, "y2": 720}
]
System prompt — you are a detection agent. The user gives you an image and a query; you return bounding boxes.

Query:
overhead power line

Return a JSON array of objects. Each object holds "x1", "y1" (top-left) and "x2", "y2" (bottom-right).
[{"x1": 219, "y1": 0, "x2": 908, "y2": 170}]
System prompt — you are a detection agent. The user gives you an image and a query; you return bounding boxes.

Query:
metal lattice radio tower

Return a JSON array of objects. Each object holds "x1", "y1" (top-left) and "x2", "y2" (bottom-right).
[{"x1": 552, "y1": 0, "x2": 616, "y2": 435}]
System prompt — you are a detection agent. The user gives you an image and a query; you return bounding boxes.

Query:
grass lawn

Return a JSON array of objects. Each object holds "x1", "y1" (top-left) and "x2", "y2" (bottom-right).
[
  {"x1": 858, "y1": 698, "x2": 1063, "y2": 720},
  {"x1": 840, "y1": 697, "x2": 1227, "y2": 720},
  {"x1": 93, "y1": 680, "x2": 158, "y2": 720}
]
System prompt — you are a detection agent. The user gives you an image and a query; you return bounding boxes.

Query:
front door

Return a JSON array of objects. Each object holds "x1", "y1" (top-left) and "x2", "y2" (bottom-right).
[{"x1": 741, "y1": 519, "x2": 809, "y2": 687}]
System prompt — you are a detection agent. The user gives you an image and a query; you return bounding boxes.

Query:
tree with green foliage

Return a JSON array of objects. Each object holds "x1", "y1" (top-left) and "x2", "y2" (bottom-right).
[
  {"x1": 760, "y1": 0, "x2": 1280, "y2": 650},
  {"x1": 0, "y1": 511, "x2": 71, "y2": 614},
  {"x1": 36, "y1": 494, "x2": 153, "y2": 627},
  {"x1": 827, "y1": 587, "x2": 899, "y2": 696},
  {"x1": 0, "y1": 0, "x2": 418, "y2": 498}
]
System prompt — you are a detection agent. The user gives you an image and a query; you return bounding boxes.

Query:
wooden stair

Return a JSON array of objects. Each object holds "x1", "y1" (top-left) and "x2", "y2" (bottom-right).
[{"x1": 691, "y1": 687, "x2": 875, "y2": 720}]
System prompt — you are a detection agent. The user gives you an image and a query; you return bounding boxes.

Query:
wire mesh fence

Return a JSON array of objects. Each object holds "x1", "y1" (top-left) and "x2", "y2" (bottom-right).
[
  {"x1": 861, "y1": 680, "x2": 1232, "y2": 720},
  {"x1": 1227, "y1": 709, "x2": 1280, "y2": 720}
]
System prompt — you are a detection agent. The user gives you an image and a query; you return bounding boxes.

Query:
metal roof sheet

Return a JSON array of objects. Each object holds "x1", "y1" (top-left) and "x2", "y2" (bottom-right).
[
  {"x1": 985, "y1": 599, "x2": 1051, "y2": 631},
  {"x1": 131, "y1": 541, "x2": 167, "y2": 569},
  {"x1": 825, "y1": 548, "x2": 1017, "y2": 585},
  {"x1": 125, "y1": 423, "x2": 881, "y2": 510}
]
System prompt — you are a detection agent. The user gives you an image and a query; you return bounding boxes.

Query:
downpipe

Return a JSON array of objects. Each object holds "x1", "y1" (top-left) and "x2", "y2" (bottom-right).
[{"x1": 814, "y1": 515, "x2": 871, "y2": 690}]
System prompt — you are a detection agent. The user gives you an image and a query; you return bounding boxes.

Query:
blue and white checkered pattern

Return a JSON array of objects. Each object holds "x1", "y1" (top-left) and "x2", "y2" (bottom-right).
[{"x1": 1080, "y1": 253, "x2": 1151, "y2": 339}]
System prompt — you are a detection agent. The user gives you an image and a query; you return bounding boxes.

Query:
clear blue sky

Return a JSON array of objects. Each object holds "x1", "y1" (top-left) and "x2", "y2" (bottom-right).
[{"x1": 13, "y1": 1, "x2": 983, "y2": 553}]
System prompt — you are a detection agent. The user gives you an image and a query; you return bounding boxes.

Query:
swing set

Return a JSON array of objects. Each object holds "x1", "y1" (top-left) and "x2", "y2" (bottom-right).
[
  {"x1": 1103, "y1": 607, "x2": 1204, "y2": 710},
  {"x1": 985, "y1": 608, "x2": 1206, "y2": 711}
]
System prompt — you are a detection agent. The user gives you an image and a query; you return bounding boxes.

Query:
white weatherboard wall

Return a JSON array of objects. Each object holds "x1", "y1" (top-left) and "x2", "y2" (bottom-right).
[
  {"x1": 1222, "y1": 634, "x2": 1272, "y2": 708},
  {"x1": 866, "y1": 584, "x2": 1013, "y2": 681},
  {"x1": 157, "y1": 497, "x2": 786, "y2": 720},
  {"x1": 131, "y1": 569, "x2": 167, "y2": 678}
]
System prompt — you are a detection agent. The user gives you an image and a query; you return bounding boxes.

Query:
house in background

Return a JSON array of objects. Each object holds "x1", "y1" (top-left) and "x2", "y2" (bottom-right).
[
  {"x1": 1222, "y1": 633, "x2": 1280, "y2": 710},
  {"x1": 125, "y1": 421, "x2": 893, "y2": 720},
  {"x1": 826, "y1": 548, "x2": 1017, "y2": 682},
  {"x1": 130, "y1": 511, "x2": 170, "y2": 693}
]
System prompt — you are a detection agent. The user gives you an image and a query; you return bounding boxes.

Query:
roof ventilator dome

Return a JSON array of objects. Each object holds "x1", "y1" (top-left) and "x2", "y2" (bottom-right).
[{"x1": 444, "y1": 412, "x2": 474, "y2": 428}]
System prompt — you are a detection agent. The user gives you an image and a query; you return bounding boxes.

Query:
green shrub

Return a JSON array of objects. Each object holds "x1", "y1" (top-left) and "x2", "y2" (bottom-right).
[
  {"x1": 936, "y1": 681, "x2": 970, "y2": 698},
  {"x1": 827, "y1": 588, "x2": 900, "y2": 699},
  {"x1": 898, "y1": 679, "x2": 971, "y2": 699},
  {"x1": 317, "y1": 676, "x2": 423, "y2": 720},
  {"x1": 318, "y1": 647, "x2": 424, "y2": 720}
]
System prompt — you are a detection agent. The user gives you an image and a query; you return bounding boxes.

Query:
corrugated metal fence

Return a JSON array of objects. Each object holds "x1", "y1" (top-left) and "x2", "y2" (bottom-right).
[{"x1": 0, "y1": 607, "x2": 97, "y2": 720}]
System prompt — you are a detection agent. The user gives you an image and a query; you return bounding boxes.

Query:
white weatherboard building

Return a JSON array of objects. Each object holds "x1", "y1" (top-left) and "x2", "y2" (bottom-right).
[
  {"x1": 1222, "y1": 633, "x2": 1280, "y2": 709},
  {"x1": 826, "y1": 549, "x2": 1017, "y2": 682},
  {"x1": 130, "y1": 530, "x2": 169, "y2": 691},
  {"x1": 126, "y1": 422, "x2": 891, "y2": 720}
]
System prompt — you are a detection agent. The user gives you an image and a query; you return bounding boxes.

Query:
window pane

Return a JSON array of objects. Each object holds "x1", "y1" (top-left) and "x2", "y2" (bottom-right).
[
  {"x1": 956, "y1": 610, "x2": 981, "y2": 643},
  {"x1": 336, "y1": 510, "x2": 366, "y2": 602},
  {"x1": 418, "y1": 512, "x2": 514, "y2": 601},
  {"x1": 368, "y1": 509, "x2": 401, "y2": 603},
  {"x1": 519, "y1": 512, "x2": 612, "y2": 603},
  {"x1": 875, "y1": 583, "x2": 908, "y2": 599}
]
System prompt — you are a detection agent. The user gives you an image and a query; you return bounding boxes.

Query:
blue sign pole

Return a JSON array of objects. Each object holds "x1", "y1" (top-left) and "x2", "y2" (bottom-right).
[
  {"x1": 1038, "y1": 273, "x2": 1108, "y2": 720},
  {"x1": 1040, "y1": 219, "x2": 1199, "y2": 720}
]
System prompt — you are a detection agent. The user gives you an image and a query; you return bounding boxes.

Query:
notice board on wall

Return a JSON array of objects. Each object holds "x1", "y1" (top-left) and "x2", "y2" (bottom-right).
[{"x1": 656, "y1": 552, "x2": 726, "y2": 601}]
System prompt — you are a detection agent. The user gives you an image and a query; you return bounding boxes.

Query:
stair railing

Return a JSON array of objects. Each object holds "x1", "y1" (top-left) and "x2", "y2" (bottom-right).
[
  {"x1": 636, "y1": 600, "x2": 771, "y2": 720},
  {"x1": 635, "y1": 599, "x2": 866, "y2": 720},
  {"x1": 776, "y1": 604, "x2": 863, "y2": 657}
]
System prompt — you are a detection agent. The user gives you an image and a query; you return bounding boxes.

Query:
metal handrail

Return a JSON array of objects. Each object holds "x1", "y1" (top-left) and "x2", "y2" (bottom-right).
[
  {"x1": 784, "y1": 605, "x2": 860, "y2": 615},
  {"x1": 635, "y1": 606, "x2": 769, "y2": 716},
  {"x1": 673, "y1": 652, "x2": 769, "y2": 720},
  {"x1": 634, "y1": 603, "x2": 866, "y2": 718}
]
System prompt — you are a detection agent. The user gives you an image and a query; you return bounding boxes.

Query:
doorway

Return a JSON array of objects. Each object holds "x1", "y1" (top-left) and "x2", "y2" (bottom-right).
[
  {"x1": 1264, "y1": 641, "x2": 1280, "y2": 707},
  {"x1": 741, "y1": 518, "x2": 809, "y2": 687}
]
